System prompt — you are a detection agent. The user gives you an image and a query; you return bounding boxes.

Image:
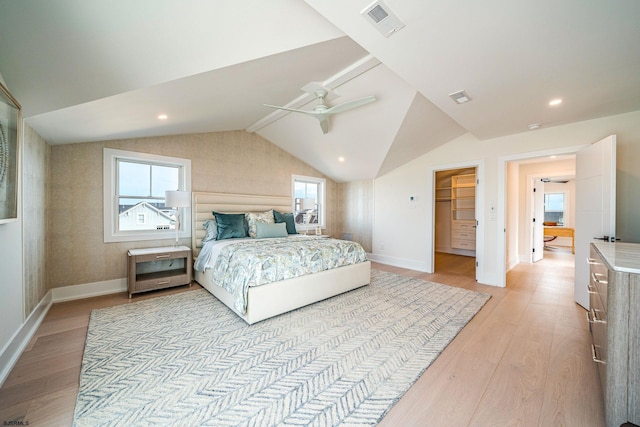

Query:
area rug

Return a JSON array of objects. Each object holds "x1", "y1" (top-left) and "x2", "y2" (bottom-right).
[{"x1": 73, "y1": 270, "x2": 490, "y2": 427}]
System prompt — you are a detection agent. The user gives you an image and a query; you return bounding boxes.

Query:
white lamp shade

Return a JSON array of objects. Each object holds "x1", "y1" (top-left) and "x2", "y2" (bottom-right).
[
  {"x1": 301, "y1": 198, "x2": 315, "y2": 210},
  {"x1": 165, "y1": 190, "x2": 191, "y2": 208}
]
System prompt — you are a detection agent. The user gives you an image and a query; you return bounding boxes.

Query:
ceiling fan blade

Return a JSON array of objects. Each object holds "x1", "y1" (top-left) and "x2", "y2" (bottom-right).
[
  {"x1": 325, "y1": 96, "x2": 376, "y2": 115},
  {"x1": 263, "y1": 104, "x2": 317, "y2": 116},
  {"x1": 319, "y1": 117, "x2": 329, "y2": 134}
]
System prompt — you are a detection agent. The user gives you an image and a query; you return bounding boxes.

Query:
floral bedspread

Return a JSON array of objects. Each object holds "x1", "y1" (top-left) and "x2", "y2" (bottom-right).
[{"x1": 209, "y1": 236, "x2": 368, "y2": 313}]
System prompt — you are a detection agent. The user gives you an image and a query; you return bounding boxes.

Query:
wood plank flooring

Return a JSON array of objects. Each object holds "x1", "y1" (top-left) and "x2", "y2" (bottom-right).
[{"x1": 0, "y1": 251, "x2": 605, "y2": 426}]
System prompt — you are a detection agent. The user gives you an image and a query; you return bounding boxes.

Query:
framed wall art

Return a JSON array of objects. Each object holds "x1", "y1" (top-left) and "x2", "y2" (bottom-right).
[{"x1": 0, "y1": 81, "x2": 21, "y2": 223}]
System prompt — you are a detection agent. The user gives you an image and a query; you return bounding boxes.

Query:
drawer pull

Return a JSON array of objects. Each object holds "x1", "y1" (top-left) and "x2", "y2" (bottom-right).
[
  {"x1": 157, "y1": 280, "x2": 170, "y2": 285},
  {"x1": 587, "y1": 284, "x2": 598, "y2": 295},
  {"x1": 586, "y1": 309, "x2": 606, "y2": 324},
  {"x1": 586, "y1": 257, "x2": 599, "y2": 265},
  {"x1": 155, "y1": 254, "x2": 172, "y2": 259},
  {"x1": 591, "y1": 344, "x2": 606, "y2": 364},
  {"x1": 590, "y1": 272, "x2": 607, "y2": 285}
]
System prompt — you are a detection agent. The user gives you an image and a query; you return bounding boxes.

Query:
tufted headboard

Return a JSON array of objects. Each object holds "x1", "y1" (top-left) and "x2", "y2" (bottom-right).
[{"x1": 191, "y1": 192, "x2": 292, "y2": 258}]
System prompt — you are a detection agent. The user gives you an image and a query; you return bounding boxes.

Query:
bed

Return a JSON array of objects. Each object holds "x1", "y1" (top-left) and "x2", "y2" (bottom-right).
[{"x1": 191, "y1": 192, "x2": 371, "y2": 324}]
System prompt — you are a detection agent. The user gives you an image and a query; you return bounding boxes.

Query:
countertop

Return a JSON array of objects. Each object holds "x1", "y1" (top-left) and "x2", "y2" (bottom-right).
[{"x1": 592, "y1": 241, "x2": 640, "y2": 274}]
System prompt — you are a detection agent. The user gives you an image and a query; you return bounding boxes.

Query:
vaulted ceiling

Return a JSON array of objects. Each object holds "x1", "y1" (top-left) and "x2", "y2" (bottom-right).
[{"x1": 1, "y1": 0, "x2": 639, "y2": 182}]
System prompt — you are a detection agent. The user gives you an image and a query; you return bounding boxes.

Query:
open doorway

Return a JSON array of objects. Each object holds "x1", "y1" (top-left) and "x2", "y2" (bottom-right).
[
  {"x1": 434, "y1": 167, "x2": 477, "y2": 277},
  {"x1": 506, "y1": 155, "x2": 576, "y2": 269}
]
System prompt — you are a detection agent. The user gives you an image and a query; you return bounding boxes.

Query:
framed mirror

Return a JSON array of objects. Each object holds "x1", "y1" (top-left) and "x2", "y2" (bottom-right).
[{"x1": 0, "y1": 81, "x2": 21, "y2": 223}]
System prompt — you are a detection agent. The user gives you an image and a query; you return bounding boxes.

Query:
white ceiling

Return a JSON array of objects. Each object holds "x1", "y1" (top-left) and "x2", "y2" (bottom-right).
[{"x1": 0, "y1": 0, "x2": 639, "y2": 182}]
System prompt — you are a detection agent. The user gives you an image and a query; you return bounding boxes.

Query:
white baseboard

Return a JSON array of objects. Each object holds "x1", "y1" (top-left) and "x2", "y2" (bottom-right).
[
  {"x1": 0, "y1": 290, "x2": 52, "y2": 387},
  {"x1": 51, "y1": 278, "x2": 127, "y2": 303},
  {"x1": 368, "y1": 253, "x2": 430, "y2": 272}
]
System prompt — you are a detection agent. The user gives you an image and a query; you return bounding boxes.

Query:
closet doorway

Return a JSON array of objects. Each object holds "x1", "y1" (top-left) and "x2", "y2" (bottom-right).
[{"x1": 434, "y1": 167, "x2": 477, "y2": 277}]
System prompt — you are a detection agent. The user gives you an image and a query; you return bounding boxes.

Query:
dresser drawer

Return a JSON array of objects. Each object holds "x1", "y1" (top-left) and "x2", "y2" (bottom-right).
[
  {"x1": 588, "y1": 289, "x2": 607, "y2": 390},
  {"x1": 451, "y1": 238, "x2": 475, "y2": 250},
  {"x1": 452, "y1": 230, "x2": 476, "y2": 242},
  {"x1": 452, "y1": 221, "x2": 476, "y2": 232},
  {"x1": 589, "y1": 246, "x2": 609, "y2": 309},
  {"x1": 134, "y1": 249, "x2": 190, "y2": 263}
]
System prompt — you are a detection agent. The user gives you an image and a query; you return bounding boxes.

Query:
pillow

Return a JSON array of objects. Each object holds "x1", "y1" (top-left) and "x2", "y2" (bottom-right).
[
  {"x1": 255, "y1": 222, "x2": 289, "y2": 239},
  {"x1": 202, "y1": 218, "x2": 217, "y2": 242},
  {"x1": 213, "y1": 212, "x2": 247, "y2": 240},
  {"x1": 245, "y1": 210, "x2": 274, "y2": 238},
  {"x1": 273, "y1": 210, "x2": 297, "y2": 234}
]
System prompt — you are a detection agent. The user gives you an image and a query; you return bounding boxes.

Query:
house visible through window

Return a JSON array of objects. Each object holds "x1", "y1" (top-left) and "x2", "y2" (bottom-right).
[
  {"x1": 104, "y1": 148, "x2": 191, "y2": 243},
  {"x1": 292, "y1": 175, "x2": 326, "y2": 230},
  {"x1": 544, "y1": 193, "x2": 565, "y2": 225}
]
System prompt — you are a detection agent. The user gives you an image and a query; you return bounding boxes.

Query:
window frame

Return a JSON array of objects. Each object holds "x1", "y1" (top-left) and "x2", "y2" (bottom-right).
[
  {"x1": 292, "y1": 174, "x2": 326, "y2": 231},
  {"x1": 103, "y1": 148, "x2": 191, "y2": 243},
  {"x1": 544, "y1": 191, "x2": 569, "y2": 226}
]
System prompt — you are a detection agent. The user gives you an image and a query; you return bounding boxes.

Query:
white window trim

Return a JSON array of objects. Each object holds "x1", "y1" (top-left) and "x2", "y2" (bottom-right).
[
  {"x1": 103, "y1": 148, "x2": 191, "y2": 243},
  {"x1": 292, "y1": 174, "x2": 326, "y2": 231}
]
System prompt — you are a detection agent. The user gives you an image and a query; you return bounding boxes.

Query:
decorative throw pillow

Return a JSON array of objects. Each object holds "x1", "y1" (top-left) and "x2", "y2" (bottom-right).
[
  {"x1": 213, "y1": 212, "x2": 247, "y2": 240},
  {"x1": 245, "y1": 210, "x2": 274, "y2": 238},
  {"x1": 202, "y1": 218, "x2": 217, "y2": 242},
  {"x1": 255, "y1": 222, "x2": 289, "y2": 239},
  {"x1": 273, "y1": 210, "x2": 297, "y2": 234}
]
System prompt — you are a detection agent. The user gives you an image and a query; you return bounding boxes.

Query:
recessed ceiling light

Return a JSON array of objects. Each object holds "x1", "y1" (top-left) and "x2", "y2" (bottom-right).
[
  {"x1": 338, "y1": 156, "x2": 345, "y2": 162},
  {"x1": 528, "y1": 123, "x2": 541, "y2": 130},
  {"x1": 158, "y1": 114, "x2": 168, "y2": 120},
  {"x1": 549, "y1": 98, "x2": 562, "y2": 106}
]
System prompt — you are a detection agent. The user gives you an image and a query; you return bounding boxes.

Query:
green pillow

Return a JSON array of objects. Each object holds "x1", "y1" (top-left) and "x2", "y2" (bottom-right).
[
  {"x1": 213, "y1": 212, "x2": 247, "y2": 240},
  {"x1": 273, "y1": 210, "x2": 297, "y2": 234},
  {"x1": 255, "y1": 222, "x2": 289, "y2": 239}
]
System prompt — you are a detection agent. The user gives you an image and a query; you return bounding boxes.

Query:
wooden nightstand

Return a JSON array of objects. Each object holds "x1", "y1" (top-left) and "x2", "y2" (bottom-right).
[{"x1": 127, "y1": 246, "x2": 192, "y2": 298}]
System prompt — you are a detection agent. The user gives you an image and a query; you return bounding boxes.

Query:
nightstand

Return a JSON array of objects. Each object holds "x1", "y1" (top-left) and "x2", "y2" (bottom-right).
[{"x1": 127, "y1": 246, "x2": 192, "y2": 298}]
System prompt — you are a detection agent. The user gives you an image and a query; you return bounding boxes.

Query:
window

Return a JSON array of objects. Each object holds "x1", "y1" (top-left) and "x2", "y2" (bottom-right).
[
  {"x1": 104, "y1": 148, "x2": 191, "y2": 243},
  {"x1": 292, "y1": 175, "x2": 326, "y2": 230},
  {"x1": 544, "y1": 193, "x2": 565, "y2": 225}
]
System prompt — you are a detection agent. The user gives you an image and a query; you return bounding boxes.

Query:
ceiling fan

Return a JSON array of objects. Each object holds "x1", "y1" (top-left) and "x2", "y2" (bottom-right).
[{"x1": 264, "y1": 89, "x2": 376, "y2": 134}]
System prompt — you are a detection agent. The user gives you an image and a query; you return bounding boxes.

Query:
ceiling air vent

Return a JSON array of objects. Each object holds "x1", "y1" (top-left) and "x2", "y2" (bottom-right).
[
  {"x1": 361, "y1": 1, "x2": 405, "y2": 37},
  {"x1": 449, "y1": 90, "x2": 472, "y2": 104}
]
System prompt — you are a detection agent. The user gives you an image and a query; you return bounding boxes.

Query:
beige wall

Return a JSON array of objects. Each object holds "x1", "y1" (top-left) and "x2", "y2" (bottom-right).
[
  {"x1": 22, "y1": 124, "x2": 48, "y2": 317},
  {"x1": 48, "y1": 130, "x2": 342, "y2": 289},
  {"x1": 337, "y1": 180, "x2": 373, "y2": 253}
]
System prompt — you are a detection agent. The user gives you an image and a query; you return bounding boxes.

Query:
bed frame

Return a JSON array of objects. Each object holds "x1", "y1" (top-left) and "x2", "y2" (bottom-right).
[{"x1": 191, "y1": 192, "x2": 371, "y2": 324}]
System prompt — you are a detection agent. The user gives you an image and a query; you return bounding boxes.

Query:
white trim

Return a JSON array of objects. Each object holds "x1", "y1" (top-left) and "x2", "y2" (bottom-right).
[
  {"x1": 103, "y1": 148, "x2": 191, "y2": 243},
  {"x1": 0, "y1": 290, "x2": 52, "y2": 387},
  {"x1": 426, "y1": 159, "x2": 485, "y2": 282},
  {"x1": 292, "y1": 174, "x2": 326, "y2": 230},
  {"x1": 51, "y1": 278, "x2": 127, "y2": 303},
  {"x1": 368, "y1": 253, "x2": 429, "y2": 272},
  {"x1": 497, "y1": 144, "x2": 588, "y2": 287}
]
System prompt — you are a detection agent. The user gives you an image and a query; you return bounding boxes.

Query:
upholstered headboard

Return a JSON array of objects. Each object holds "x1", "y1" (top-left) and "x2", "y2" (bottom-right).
[{"x1": 191, "y1": 192, "x2": 292, "y2": 258}]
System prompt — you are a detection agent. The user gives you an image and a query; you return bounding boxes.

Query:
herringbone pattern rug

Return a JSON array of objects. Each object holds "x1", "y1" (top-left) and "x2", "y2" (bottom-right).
[{"x1": 73, "y1": 270, "x2": 490, "y2": 426}]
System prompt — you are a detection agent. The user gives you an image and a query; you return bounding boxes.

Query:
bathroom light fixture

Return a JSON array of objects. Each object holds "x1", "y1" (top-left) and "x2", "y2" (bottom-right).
[
  {"x1": 549, "y1": 99, "x2": 562, "y2": 106},
  {"x1": 158, "y1": 114, "x2": 168, "y2": 120},
  {"x1": 338, "y1": 156, "x2": 345, "y2": 162}
]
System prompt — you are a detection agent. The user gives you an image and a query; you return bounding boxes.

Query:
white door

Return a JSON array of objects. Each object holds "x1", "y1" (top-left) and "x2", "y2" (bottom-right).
[
  {"x1": 574, "y1": 135, "x2": 616, "y2": 309},
  {"x1": 531, "y1": 178, "x2": 545, "y2": 262}
]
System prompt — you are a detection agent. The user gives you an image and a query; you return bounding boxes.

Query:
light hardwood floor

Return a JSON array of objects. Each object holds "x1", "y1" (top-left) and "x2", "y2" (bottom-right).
[{"x1": 0, "y1": 251, "x2": 604, "y2": 426}]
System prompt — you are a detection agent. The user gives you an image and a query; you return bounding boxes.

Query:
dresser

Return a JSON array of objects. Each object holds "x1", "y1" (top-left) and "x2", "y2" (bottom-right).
[{"x1": 588, "y1": 242, "x2": 640, "y2": 427}]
